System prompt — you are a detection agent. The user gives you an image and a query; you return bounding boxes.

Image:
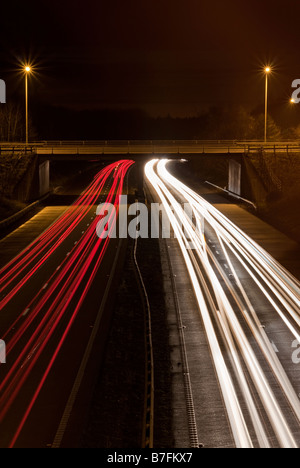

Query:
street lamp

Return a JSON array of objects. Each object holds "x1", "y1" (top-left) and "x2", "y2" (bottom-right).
[
  {"x1": 264, "y1": 66, "x2": 271, "y2": 144},
  {"x1": 24, "y1": 65, "x2": 31, "y2": 145}
]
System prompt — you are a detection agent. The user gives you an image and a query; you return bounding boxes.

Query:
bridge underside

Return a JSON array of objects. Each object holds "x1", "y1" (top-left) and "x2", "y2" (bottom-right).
[
  {"x1": 3, "y1": 139, "x2": 292, "y2": 204},
  {"x1": 1, "y1": 140, "x2": 297, "y2": 205},
  {"x1": 39, "y1": 152, "x2": 240, "y2": 163}
]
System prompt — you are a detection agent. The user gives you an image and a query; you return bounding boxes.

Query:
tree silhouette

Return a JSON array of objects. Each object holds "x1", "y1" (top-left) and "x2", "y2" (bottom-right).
[{"x1": 0, "y1": 103, "x2": 37, "y2": 142}]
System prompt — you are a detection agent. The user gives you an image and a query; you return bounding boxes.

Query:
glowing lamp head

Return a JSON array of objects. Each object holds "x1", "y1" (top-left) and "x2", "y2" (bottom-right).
[
  {"x1": 25, "y1": 66, "x2": 31, "y2": 73},
  {"x1": 265, "y1": 66, "x2": 271, "y2": 73}
]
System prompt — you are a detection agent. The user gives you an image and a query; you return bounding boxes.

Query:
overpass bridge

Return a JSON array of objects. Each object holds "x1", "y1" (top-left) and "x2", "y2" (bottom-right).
[
  {"x1": 1, "y1": 140, "x2": 300, "y2": 158},
  {"x1": 1, "y1": 140, "x2": 299, "y2": 203}
]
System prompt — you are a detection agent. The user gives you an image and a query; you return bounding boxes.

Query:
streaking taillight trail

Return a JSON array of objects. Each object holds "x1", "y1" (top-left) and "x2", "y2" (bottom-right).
[
  {"x1": 0, "y1": 159, "x2": 134, "y2": 448},
  {"x1": 0, "y1": 164, "x2": 115, "y2": 304}
]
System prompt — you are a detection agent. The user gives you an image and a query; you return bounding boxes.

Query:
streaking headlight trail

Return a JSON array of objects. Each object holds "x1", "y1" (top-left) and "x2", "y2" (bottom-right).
[{"x1": 145, "y1": 159, "x2": 300, "y2": 449}]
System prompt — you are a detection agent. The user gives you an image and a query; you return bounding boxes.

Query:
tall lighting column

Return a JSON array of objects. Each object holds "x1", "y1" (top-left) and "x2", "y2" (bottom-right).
[
  {"x1": 264, "y1": 66, "x2": 271, "y2": 144},
  {"x1": 24, "y1": 65, "x2": 31, "y2": 145}
]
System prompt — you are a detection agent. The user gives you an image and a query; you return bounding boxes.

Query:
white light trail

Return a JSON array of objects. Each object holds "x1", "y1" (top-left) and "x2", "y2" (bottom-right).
[{"x1": 145, "y1": 159, "x2": 300, "y2": 449}]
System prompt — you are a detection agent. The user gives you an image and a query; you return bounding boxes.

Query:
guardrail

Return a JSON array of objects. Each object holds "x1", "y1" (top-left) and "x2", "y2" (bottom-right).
[
  {"x1": 1, "y1": 139, "x2": 300, "y2": 147},
  {"x1": 0, "y1": 145, "x2": 36, "y2": 155},
  {"x1": 1, "y1": 140, "x2": 300, "y2": 155},
  {"x1": 0, "y1": 193, "x2": 50, "y2": 231}
]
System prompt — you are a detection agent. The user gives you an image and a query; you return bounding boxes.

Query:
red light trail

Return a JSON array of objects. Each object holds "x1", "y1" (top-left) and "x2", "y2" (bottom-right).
[{"x1": 0, "y1": 159, "x2": 134, "y2": 448}]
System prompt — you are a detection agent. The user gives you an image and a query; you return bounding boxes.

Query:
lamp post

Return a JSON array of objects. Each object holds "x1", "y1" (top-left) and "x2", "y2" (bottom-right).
[
  {"x1": 24, "y1": 66, "x2": 31, "y2": 145},
  {"x1": 264, "y1": 66, "x2": 271, "y2": 144}
]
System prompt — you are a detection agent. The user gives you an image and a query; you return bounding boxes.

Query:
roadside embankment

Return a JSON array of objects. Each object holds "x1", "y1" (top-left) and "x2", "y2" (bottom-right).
[
  {"x1": 187, "y1": 152, "x2": 300, "y2": 244},
  {"x1": 0, "y1": 152, "x2": 36, "y2": 221}
]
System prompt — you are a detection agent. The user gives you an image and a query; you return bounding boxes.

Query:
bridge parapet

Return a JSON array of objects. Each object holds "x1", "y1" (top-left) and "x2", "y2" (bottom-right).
[{"x1": 1, "y1": 140, "x2": 300, "y2": 156}]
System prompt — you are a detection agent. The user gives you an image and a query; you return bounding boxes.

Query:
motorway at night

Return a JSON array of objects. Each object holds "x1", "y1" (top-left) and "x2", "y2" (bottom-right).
[{"x1": 1, "y1": 0, "x2": 300, "y2": 453}]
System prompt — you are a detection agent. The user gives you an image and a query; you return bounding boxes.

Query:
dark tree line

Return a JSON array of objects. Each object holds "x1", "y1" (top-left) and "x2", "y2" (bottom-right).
[
  {"x1": 0, "y1": 103, "x2": 37, "y2": 142},
  {"x1": 30, "y1": 104, "x2": 290, "y2": 141},
  {"x1": 0, "y1": 103, "x2": 23, "y2": 141},
  {"x1": 1, "y1": 101, "x2": 298, "y2": 141}
]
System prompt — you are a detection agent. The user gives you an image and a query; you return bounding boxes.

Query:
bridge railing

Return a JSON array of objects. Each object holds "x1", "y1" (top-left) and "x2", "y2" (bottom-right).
[
  {"x1": 28, "y1": 139, "x2": 241, "y2": 148},
  {"x1": 1, "y1": 139, "x2": 300, "y2": 145},
  {"x1": 0, "y1": 145, "x2": 36, "y2": 155},
  {"x1": 1, "y1": 140, "x2": 300, "y2": 155}
]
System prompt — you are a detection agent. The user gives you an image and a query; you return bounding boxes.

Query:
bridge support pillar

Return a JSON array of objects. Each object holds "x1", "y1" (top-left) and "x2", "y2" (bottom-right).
[
  {"x1": 228, "y1": 158, "x2": 242, "y2": 196},
  {"x1": 39, "y1": 160, "x2": 50, "y2": 197}
]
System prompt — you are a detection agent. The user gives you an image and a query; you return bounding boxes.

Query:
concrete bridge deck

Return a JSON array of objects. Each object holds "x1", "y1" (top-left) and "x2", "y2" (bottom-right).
[{"x1": 1, "y1": 140, "x2": 300, "y2": 157}]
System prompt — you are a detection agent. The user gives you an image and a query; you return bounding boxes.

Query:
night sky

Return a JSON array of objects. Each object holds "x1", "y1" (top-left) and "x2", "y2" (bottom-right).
[{"x1": 1, "y1": 0, "x2": 300, "y2": 117}]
